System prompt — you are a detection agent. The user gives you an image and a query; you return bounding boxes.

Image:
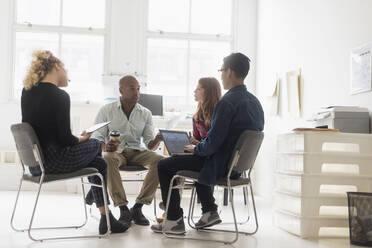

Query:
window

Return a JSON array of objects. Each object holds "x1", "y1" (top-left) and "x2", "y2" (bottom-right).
[
  {"x1": 146, "y1": 0, "x2": 233, "y2": 111},
  {"x1": 147, "y1": 39, "x2": 188, "y2": 105},
  {"x1": 13, "y1": 0, "x2": 106, "y2": 101}
]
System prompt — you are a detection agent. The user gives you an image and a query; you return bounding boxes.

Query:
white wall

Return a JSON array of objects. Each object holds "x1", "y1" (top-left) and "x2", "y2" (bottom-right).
[
  {"x1": 254, "y1": 0, "x2": 372, "y2": 200},
  {"x1": 0, "y1": 0, "x2": 257, "y2": 192},
  {"x1": 235, "y1": 0, "x2": 258, "y2": 92}
]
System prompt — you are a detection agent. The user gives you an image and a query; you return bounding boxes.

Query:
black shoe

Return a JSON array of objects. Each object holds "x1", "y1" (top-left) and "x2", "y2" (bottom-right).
[
  {"x1": 85, "y1": 189, "x2": 94, "y2": 206},
  {"x1": 99, "y1": 212, "x2": 129, "y2": 235},
  {"x1": 119, "y1": 207, "x2": 132, "y2": 226},
  {"x1": 159, "y1": 201, "x2": 165, "y2": 210},
  {"x1": 130, "y1": 207, "x2": 150, "y2": 226}
]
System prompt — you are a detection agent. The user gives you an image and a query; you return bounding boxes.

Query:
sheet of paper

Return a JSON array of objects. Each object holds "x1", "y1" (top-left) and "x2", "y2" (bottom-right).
[
  {"x1": 286, "y1": 69, "x2": 301, "y2": 118},
  {"x1": 351, "y1": 43, "x2": 372, "y2": 95},
  {"x1": 270, "y1": 78, "x2": 280, "y2": 116}
]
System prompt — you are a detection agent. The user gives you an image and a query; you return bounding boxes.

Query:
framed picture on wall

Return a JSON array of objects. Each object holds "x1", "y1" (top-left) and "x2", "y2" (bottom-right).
[{"x1": 350, "y1": 43, "x2": 372, "y2": 95}]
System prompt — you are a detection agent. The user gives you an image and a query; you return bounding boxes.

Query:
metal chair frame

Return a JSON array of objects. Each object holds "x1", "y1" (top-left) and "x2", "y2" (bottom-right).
[
  {"x1": 10, "y1": 123, "x2": 111, "y2": 242},
  {"x1": 162, "y1": 130, "x2": 264, "y2": 244}
]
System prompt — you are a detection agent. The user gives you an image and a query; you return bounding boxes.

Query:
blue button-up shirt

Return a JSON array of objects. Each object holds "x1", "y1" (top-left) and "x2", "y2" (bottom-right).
[
  {"x1": 92, "y1": 99, "x2": 155, "y2": 152},
  {"x1": 195, "y1": 84, "x2": 264, "y2": 185}
]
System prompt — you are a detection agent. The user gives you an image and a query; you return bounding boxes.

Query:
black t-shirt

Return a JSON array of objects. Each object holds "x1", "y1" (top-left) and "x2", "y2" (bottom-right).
[{"x1": 21, "y1": 82, "x2": 78, "y2": 148}]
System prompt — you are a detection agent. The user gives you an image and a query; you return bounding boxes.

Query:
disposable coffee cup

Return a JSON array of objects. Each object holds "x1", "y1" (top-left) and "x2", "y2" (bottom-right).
[{"x1": 109, "y1": 130, "x2": 120, "y2": 143}]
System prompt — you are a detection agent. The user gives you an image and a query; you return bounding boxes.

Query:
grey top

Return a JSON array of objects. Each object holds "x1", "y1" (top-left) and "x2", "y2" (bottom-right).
[{"x1": 92, "y1": 98, "x2": 155, "y2": 152}]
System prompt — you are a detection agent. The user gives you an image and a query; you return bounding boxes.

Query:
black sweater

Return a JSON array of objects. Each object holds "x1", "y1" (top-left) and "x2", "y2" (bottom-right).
[{"x1": 21, "y1": 83, "x2": 78, "y2": 148}]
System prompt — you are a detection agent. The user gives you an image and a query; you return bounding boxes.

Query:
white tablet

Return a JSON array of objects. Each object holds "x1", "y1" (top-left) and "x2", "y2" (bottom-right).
[{"x1": 86, "y1": 121, "x2": 111, "y2": 134}]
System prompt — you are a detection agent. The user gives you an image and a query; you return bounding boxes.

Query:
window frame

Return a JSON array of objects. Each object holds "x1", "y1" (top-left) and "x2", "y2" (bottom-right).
[
  {"x1": 143, "y1": 0, "x2": 238, "y2": 111},
  {"x1": 10, "y1": 0, "x2": 111, "y2": 102}
]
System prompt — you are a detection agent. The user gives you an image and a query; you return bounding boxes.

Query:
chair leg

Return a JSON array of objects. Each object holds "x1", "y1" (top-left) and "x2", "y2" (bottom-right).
[
  {"x1": 246, "y1": 183, "x2": 259, "y2": 235},
  {"x1": 192, "y1": 187, "x2": 240, "y2": 244},
  {"x1": 243, "y1": 186, "x2": 248, "y2": 205},
  {"x1": 163, "y1": 176, "x2": 178, "y2": 226},
  {"x1": 203, "y1": 184, "x2": 258, "y2": 233},
  {"x1": 194, "y1": 183, "x2": 259, "y2": 241},
  {"x1": 153, "y1": 193, "x2": 158, "y2": 219},
  {"x1": 220, "y1": 185, "x2": 250, "y2": 225},
  {"x1": 241, "y1": 185, "x2": 251, "y2": 224},
  {"x1": 80, "y1": 178, "x2": 89, "y2": 228},
  {"x1": 10, "y1": 177, "x2": 24, "y2": 232},
  {"x1": 223, "y1": 188, "x2": 228, "y2": 206},
  {"x1": 161, "y1": 176, "x2": 259, "y2": 244},
  {"x1": 242, "y1": 171, "x2": 248, "y2": 206},
  {"x1": 163, "y1": 177, "x2": 239, "y2": 244},
  {"x1": 121, "y1": 175, "x2": 159, "y2": 221},
  {"x1": 217, "y1": 173, "x2": 250, "y2": 225},
  {"x1": 16, "y1": 173, "x2": 111, "y2": 241},
  {"x1": 28, "y1": 181, "x2": 44, "y2": 241},
  {"x1": 187, "y1": 187, "x2": 198, "y2": 229},
  {"x1": 187, "y1": 182, "x2": 203, "y2": 224},
  {"x1": 11, "y1": 176, "x2": 89, "y2": 233},
  {"x1": 100, "y1": 173, "x2": 111, "y2": 238},
  {"x1": 227, "y1": 187, "x2": 239, "y2": 244}
]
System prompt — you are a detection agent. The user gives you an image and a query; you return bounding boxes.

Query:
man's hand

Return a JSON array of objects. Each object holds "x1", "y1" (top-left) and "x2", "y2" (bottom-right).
[
  {"x1": 105, "y1": 140, "x2": 119, "y2": 152},
  {"x1": 188, "y1": 132, "x2": 200, "y2": 145},
  {"x1": 154, "y1": 132, "x2": 163, "y2": 143},
  {"x1": 184, "y1": 144, "x2": 195, "y2": 153},
  {"x1": 78, "y1": 131, "x2": 92, "y2": 143},
  {"x1": 148, "y1": 132, "x2": 163, "y2": 151}
]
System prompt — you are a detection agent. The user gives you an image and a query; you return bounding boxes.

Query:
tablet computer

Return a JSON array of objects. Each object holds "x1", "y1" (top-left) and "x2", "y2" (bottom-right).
[{"x1": 86, "y1": 121, "x2": 111, "y2": 134}]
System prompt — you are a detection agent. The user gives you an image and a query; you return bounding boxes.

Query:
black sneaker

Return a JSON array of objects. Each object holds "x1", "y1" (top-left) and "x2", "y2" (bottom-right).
[
  {"x1": 119, "y1": 207, "x2": 132, "y2": 226},
  {"x1": 159, "y1": 201, "x2": 165, "y2": 210},
  {"x1": 99, "y1": 212, "x2": 129, "y2": 235},
  {"x1": 130, "y1": 207, "x2": 150, "y2": 226},
  {"x1": 85, "y1": 189, "x2": 94, "y2": 205}
]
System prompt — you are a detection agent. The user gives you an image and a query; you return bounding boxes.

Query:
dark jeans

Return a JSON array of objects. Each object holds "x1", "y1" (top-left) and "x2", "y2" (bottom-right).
[{"x1": 158, "y1": 155, "x2": 217, "y2": 220}]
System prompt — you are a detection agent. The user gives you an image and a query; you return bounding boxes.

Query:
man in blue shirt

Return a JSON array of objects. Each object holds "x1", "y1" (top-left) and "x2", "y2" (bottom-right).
[{"x1": 151, "y1": 53, "x2": 265, "y2": 235}]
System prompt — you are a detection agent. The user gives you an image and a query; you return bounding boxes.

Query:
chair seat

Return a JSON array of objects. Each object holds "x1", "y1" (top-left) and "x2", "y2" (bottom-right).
[
  {"x1": 216, "y1": 177, "x2": 250, "y2": 187},
  {"x1": 119, "y1": 164, "x2": 147, "y2": 172},
  {"x1": 23, "y1": 168, "x2": 99, "y2": 183},
  {"x1": 176, "y1": 170, "x2": 250, "y2": 187},
  {"x1": 177, "y1": 170, "x2": 199, "y2": 179}
]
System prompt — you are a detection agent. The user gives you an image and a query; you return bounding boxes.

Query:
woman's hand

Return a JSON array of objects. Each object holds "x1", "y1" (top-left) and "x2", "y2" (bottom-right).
[
  {"x1": 188, "y1": 132, "x2": 200, "y2": 145},
  {"x1": 184, "y1": 144, "x2": 195, "y2": 153},
  {"x1": 78, "y1": 131, "x2": 92, "y2": 143}
]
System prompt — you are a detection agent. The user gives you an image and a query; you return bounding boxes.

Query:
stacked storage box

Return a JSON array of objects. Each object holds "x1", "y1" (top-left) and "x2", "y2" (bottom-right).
[{"x1": 274, "y1": 131, "x2": 372, "y2": 238}]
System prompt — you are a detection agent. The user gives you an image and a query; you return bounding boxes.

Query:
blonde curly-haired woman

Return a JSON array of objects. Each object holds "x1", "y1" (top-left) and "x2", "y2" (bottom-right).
[{"x1": 21, "y1": 50, "x2": 128, "y2": 235}]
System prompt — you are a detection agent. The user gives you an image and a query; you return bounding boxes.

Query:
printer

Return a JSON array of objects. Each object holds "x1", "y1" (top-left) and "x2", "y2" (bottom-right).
[{"x1": 310, "y1": 106, "x2": 370, "y2": 133}]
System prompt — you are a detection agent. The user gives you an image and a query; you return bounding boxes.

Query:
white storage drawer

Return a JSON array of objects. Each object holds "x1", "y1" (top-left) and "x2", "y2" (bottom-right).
[
  {"x1": 273, "y1": 210, "x2": 349, "y2": 238},
  {"x1": 276, "y1": 152, "x2": 372, "y2": 175},
  {"x1": 274, "y1": 191, "x2": 348, "y2": 217},
  {"x1": 275, "y1": 172, "x2": 372, "y2": 197},
  {"x1": 277, "y1": 132, "x2": 372, "y2": 154}
]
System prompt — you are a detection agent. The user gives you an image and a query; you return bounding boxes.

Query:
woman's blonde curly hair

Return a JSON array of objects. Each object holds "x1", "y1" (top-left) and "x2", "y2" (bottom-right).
[{"x1": 23, "y1": 50, "x2": 64, "y2": 90}]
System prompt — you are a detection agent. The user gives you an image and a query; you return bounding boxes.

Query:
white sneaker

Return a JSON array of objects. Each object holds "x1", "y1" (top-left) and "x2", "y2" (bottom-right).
[
  {"x1": 195, "y1": 211, "x2": 222, "y2": 229},
  {"x1": 151, "y1": 217, "x2": 186, "y2": 235}
]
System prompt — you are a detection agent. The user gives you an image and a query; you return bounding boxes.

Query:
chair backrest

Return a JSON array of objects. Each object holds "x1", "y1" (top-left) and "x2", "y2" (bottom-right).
[
  {"x1": 10, "y1": 123, "x2": 44, "y2": 168},
  {"x1": 228, "y1": 130, "x2": 264, "y2": 175}
]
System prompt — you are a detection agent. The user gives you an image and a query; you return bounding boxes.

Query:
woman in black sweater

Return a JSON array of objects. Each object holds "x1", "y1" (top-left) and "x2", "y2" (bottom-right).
[{"x1": 21, "y1": 50, "x2": 128, "y2": 234}]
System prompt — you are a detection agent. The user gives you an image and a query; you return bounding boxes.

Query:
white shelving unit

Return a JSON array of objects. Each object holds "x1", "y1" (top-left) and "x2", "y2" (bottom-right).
[{"x1": 274, "y1": 131, "x2": 372, "y2": 238}]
